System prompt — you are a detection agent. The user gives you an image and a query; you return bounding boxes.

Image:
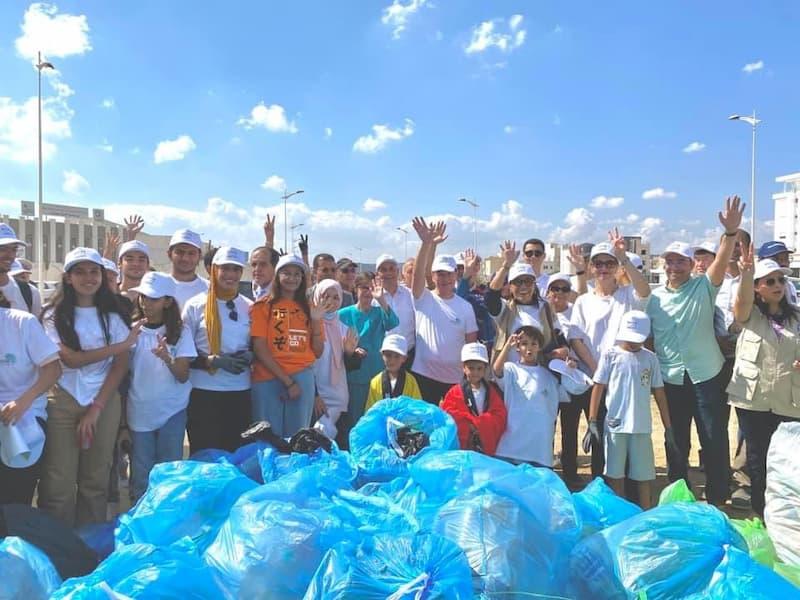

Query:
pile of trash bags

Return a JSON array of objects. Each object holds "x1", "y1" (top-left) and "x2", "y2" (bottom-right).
[{"x1": 2, "y1": 398, "x2": 800, "y2": 598}]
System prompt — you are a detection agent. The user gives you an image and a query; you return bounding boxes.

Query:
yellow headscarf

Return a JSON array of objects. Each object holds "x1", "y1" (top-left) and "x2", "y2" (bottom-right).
[{"x1": 205, "y1": 264, "x2": 239, "y2": 360}]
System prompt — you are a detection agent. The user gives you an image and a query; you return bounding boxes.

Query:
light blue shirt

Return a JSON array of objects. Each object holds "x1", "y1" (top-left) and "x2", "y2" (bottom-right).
[{"x1": 647, "y1": 274, "x2": 724, "y2": 385}]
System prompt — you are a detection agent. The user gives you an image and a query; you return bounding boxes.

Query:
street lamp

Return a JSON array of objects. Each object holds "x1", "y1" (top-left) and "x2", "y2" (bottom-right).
[
  {"x1": 281, "y1": 188, "x2": 304, "y2": 250},
  {"x1": 290, "y1": 223, "x2": 304, "y2": 252},
  {"x1": 458, "y1": 197, "x2": 479, "y2": 251},
  {"x1": 396, "y1": 226, "x2": 408, "y2": 259},
  {"x1": 354, "y1": 246, "x2": 363, "y2": 267},
  {"x1": 729, "y1": 111, "x2": 762, "y2": 242},
  {"x1": 36, "y1": 51, "x2": 54, "y2": 290}
]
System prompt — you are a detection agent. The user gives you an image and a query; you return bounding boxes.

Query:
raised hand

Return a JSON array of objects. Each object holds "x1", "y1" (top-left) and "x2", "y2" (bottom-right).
[
  {"x1": 151, "y1": 334, "x2": 172, "y2": 364},
  {"x1": 507, "y1": 332, "x2": 521, "y2": 348},
  {"x1": 607, "y1": 227, "x2": 627, "y2": 262},
  {"x1": 566, "y1": 243, "x2": 586, "y2": 272},
  {"x1": 299, "y1": 234, "x2": 309, "y2": 255},
  {"x1": 719, "y1": 195, "x2": 745, "y2": 234},
  {"x1": 738, "y1": 242, "x2": 754, "y2": 275},
  {"x1": 463, "y1": 248, "x2": 481, "y2": 278},
  {"x1": 372, "y1": 282, "x2": 387, "y2": 306},
  {"x1": 343, "y1": 327, "x2": 359, "y2": 354},
  {"x1": 263, "y1": 214, "x2": 276, "y2": 246},
  {"x1": 310, "y1": 294, "x2": 336, "y2": 320},
  {"x1": 430, "y1": 220, "x2": 448, "y2": 245},
  {"x1": 411, "y1": 217, "x2": 433, "y2": 243},
  {"x1": 125, "y1": 320, "x2": 144, "y2": 347},
  {"x1": 124, "y1": 214, "x2": 145, "y2": 240},
  {"x1": 104, "y1": 230, "x2": 120, "y2": 259},
  {"x1": 499, "y1": 240, "x2": 519, "y2": 268}
]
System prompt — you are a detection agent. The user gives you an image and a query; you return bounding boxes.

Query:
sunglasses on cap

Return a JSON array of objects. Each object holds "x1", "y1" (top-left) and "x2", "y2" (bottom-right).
[
  {"x1": 226, "y1": 299, "x2": 238, "y2": 321},
  {"x1": 760, "y1": 276, "x2": 787, "y2": 287},
  {"x1": 548, "y1": 285, "x2": 571, "y2": 293},
  {"x1": 524, "y1": 249, "x2": 544, "y2": 258}
]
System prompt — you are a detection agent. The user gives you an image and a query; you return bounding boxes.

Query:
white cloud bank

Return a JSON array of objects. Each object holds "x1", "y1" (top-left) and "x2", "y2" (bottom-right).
[
  {"x1": 153, "y1": 135, "x2": 196, "y2": 164},
  {"x1": 382, "y1": 0, "x2": 427, "y2": 39},
  {"x1": 237, "y1": 103, "x2": 298, "y2": 133},
  {"x1": 465, "y1": 14, "x2": 526, "y2": 55},
  {"x1": 353, "y1": 119, "x2": 415, "y2": 153}
]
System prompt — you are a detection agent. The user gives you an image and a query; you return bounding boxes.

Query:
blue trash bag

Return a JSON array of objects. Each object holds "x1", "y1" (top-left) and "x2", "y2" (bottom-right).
[
  {"x1": 116, "y1": 460, "x2": 257, "y2": 553},
  {"x1": 190, "y1": 441, "x2": 268, "y2": 483},
  {"x1": 349, "y1": 397, "x2": 458, "y2": 484},
  {"x1": 76, "y1": 516, "x2": 120, "y2": 560},
  {"x1": 433, "y1": 464, "x2": 581, "y2": 596},
  {"x1": 572, "y1": 478, "x2": 641, "y2": 537},
  {"x1": 568, "y1": 502, "x2": 748, "y2": 600},
  {"x1": 51, "y1": 541, "x2": 221, "y2": 599},
  {"x1": 684, "y1": 544, "x2": 800, "y2": 599},
  {"x1": 358, "y1": 476, "x2": 440, "y2": 530},
  {"x1": 304, "y1": 532, "x2": 473, "y2": 599},
  {"x1": 0, "y1": 536, "x2": 62, "y2": 600},
  {"x1": 259, "y1": 444, "x2": 357, "y2": 484},
  {"x1": 409, "y1": 450, "x2": 518, "y2": 501}
]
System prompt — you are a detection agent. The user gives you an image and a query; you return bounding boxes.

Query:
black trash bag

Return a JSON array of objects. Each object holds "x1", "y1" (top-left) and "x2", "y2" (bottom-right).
[
  {"x1": 241, "y1": 421, "x2": 333, "y2": 455},
  {"x1": 289, "y1": 428, "x2": 333, "y2": 454},
  {"x1": 395, "y1": 426, "x2": 429, "y2": 458},
  {"x1": 240, "y1": 421, "x2": 291, "y2": 453},
  {"x1": 0, "y1": 504, "x2": 97, "y2": 579}
]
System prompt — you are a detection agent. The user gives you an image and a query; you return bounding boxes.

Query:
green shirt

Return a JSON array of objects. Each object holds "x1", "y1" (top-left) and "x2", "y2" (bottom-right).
[{"x1": 647, "y1": 274, "x2": 724, "y2": 385}]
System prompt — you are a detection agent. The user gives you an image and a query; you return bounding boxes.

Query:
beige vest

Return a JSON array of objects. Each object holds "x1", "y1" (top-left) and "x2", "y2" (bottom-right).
[{"x1": 726, "y1": 308, "x2": 800, "y2": 418}]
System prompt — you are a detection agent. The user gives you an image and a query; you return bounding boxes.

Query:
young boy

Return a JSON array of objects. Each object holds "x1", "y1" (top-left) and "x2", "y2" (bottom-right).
[
  {"x1": 492, "y1": 325, "x2": 567, "y2": 467},
  {"x1": 365, "y1": 334, "x2": 422, "y2": 411},
  {"x1": 441, "y1": 343, "x2": 507, "y2": 455},
  {"x1": 588, "y1": 310, "x2": 675, "y2": 509}
]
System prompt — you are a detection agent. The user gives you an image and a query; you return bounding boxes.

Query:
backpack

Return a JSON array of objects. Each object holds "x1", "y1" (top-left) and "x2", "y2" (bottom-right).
[{"x1": 16, "y1": 278, "x2": 33, "y2": 313}]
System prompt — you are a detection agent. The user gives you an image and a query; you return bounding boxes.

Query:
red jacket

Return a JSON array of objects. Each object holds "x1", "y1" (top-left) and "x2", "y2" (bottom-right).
[{"x1": 441, "y1": 380, "x2": 507, "y2": 456}]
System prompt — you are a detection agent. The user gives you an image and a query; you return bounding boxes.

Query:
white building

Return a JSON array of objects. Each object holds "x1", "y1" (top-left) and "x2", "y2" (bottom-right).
[{"x1": 773, "y1": 172, "x2": 800, "y2": 268}]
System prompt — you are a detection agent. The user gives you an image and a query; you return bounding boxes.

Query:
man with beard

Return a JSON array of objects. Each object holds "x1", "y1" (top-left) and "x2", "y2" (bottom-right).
[{"x1": 166, "y1": 229, "x2": 208, "y2": 309}]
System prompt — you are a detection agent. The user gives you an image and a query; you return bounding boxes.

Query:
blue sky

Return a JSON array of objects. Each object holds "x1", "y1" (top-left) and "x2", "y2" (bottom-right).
[{"x1": 1, "y1": 1, "x2": 798, "y2": 261}]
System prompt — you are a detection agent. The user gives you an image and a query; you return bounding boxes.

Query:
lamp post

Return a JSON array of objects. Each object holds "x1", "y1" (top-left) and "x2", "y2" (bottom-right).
[
  {"x1": 728, "y1": 111, "x2": 762, "y2": 242},
  {"x1": 458, "y1": 197, "x2": 479, "y2": 251},
  {"x1": 290, "y1": 223, "x2": 304, "y2": 252},
  {"x1": 36, "y1": 52, "x2": 54, "y2": 290},
  {"x1": 354, "y1": 246, "x2": 363, "y2": 267},
  {"x1": 396, "y1": 226, "x2": 408, "y2": 259},
  {"x1": 281, "y1": 188, "x2": 304, "y2": 250}
]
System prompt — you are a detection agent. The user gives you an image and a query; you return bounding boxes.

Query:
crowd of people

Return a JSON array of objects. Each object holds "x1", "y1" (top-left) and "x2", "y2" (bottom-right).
[{"x1": 0, "y1": 193, "x2": 798, "y2": 528}]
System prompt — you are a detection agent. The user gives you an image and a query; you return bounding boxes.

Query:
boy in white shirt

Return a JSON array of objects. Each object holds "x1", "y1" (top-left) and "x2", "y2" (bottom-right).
[
  {"x1": 492, "y1": 325, "x2": 567, "y2": 467},
  {"x1": 588, "y1": 310, "x2": 676, "y2": 508}
]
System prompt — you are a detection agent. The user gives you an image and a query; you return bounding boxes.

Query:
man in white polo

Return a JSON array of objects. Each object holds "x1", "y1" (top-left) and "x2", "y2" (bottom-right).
[
  {"x1": 166, "y1": 229, "x2": 209, "y2": 309},
  {"x1": 375, "y1": 253, "x2": 416, "y2": 367}
]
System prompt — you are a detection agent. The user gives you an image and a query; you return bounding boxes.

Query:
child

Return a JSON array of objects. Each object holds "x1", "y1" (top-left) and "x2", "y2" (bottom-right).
[
  {"x1": 492, "y1": 325, "x2": 567, "y2": 467},
  {"x1": 364, "y1": 334, "x2": 422, "y2": 411},
  {"x1": 441, "y1": 342, "x2": 507, "y2": 455},
  {"x1": 588, "y1": 310, "x2": 675, "y2": 509},
  {"x1": 127, "y1": 272, "x2": 197, "y2": 500}
]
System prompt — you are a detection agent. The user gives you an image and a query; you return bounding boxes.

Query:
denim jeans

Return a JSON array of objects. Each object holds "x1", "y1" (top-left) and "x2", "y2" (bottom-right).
[
  {"x1": 664, "y1": 369, "x2": 730, "y2": 504},
  {"x1": 130, "y1": 409, "x2": 187, "y2": 500},
  {"x1": 251, "y1": 367, "x2": 315, "y2": 438}
]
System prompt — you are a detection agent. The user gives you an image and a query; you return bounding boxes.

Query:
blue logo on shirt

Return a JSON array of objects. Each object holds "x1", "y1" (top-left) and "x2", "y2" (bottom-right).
[{"x1": 0, "y1": 353, "x2": 16, "y2": 365}]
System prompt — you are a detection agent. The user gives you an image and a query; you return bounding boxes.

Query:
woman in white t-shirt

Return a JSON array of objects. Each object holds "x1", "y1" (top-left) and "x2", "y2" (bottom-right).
[
  {"x1": 0, "y1": 292, "x2": 61, "y2": 506},
  {"x1": 126, "y1": 272, "x2": 197, "y2": 500},
  {"x1": 40, "y1": 247, "x2": 137, "y2": 527}
]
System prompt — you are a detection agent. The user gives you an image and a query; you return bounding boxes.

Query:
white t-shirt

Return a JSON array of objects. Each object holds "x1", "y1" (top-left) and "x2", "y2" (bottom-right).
[
  {"x1": 182, "y1": 294, "x2": 253, "y2": 392},
  {"x1": 0, "y1": 278, "x2": 42, "y2": 316},
  {"x1": 571, "y1": 285, "x2": 648, "y2": 364},
  {"x1": 536, "y1": 272, "x2": 550, "y2": 293},
  {"x1": 413, "y1": 289, "x2": 478, "y2": 384},
  {"x1": 472, "y1": 384, "x2": 486, "y2": 414},
  {"x1": 128, "y1": 324, "x2": 197, "y2": 432},
  {"x1": 715, "y1": 273, "x2": 740, "y2": 331},
  {"x1": 170, "y1": 275, "x2": 209, "y2": 310},
  {"x1": 44, "y1": 307, "x2": 130, "y2": 407},
  {"x1": 385, "y1": 284, "x2": 416, "y2": 350},
  {"x1": 0, "y1": 309, "x2": 59, "y2": 420},
  {"x1": 312, "y1": 320, "x2": 349, "y2": 410},
  {"x1": 496, "y1": 362, "x2": 567, "y2": 465},
  {"x1": 593, "y1": 345, "x2": 663, "y2": 434}
]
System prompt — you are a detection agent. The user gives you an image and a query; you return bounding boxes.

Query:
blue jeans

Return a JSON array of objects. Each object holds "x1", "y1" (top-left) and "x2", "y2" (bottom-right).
[
  {"x1": 251, "y1": 367, "x2": 315, "y2": 438},
  {"x1": 130, "y1": 409, "x2": 187, "y2": 500},
  {"x1": 664, "y1": 370, "x2": 730, "y2": 505}
]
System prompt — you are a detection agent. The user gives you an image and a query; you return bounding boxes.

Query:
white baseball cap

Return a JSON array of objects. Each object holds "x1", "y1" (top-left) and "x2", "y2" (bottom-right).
[
  {"x1": 0, "y1": 416, "x2": 45, "y2": 469},
  {"x1": 508, "y1": 262, "x2": 536, "y2": 283},
  {"x1": 461, "y1": 342, "x2": 489, "y2": 364},
  {"x1": 626, "y1": 252, "x2": 644, "y2": 270},
  {"x1": 212, "y1": 246, "x2": 248, "y2": 268},
  {"x1": 375, "y1": 254, "x2": 398, "y2": 270},
  {"x1": 431, "y1": 255, "x2": 457, "y2": 273},
  {"x1": 169, "y1": 228, "x2": 203, "y2": 250},
  {"x1": 9, "y1": 260, "x2": 31, "y2": 276},
  {"x1": 64, "y1": 247, "x2": 104, "y2": 271},
  {"x1": 590, "y1": 242, "x2": 616, "y2": 260},
  {"x1": 101, "y1": 258, "x2": 119, "y2": 275},
  {"x1": 275, "y1": 254, "x2": 308, "y2": 274},
  {"x1": 455, "y1": 252, "x2": 466, "y2": 267},
  {"x1": 547, "y1": 273, "x2": 572, "y2": 288},
  {"x1": 0, "y1": 223, "x2": 26, "y2": 247},
  {"x1": 616, "y1": 310, "x2": 651, "y2": 343},
  {"x1": 661, "y1": 241, "x2": 694, "y2": 260},
  {"x1": 119, "y1": 240, "x2": 150, "y2": 260},
  {"x1": 694, "y1": 241, "x2": 718, "y2": 256},
  {"x1": 130, "y1": 272, "x2": 177, "y2": 299},
  {"x1": 380, "y1": 334, "x2": 408, "y2": 357},
  {"x1": 754, "y1": 259, "x2": 792, "y2": 281},
  {"x1": 548, "y1": 359, "x2": 593, "y2": 395}
]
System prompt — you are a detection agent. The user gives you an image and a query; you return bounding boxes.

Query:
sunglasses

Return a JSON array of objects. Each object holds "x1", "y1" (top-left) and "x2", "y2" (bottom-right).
[
  {"x1": 548, "y1": 285, "x2": 571, "y2": 293},
  {"x1": 226, "y1": 299, "x2": 238, "y2": 322},
  {"x1": 592, "y1": 259, "x2": 618, "y2": 269},
  {"x1": 524, "y1": 249, "x2": 544, "y2": 258},
  {"x1": 761, "y1": 276, "x2": 787, "y2": 287}
]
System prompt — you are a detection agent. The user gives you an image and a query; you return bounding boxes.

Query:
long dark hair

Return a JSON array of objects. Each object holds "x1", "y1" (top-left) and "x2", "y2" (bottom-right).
[
  {"x1": 43, "y1": 266, "x2": 132, "y2": 350},
  {"x1": 133, "y1": 295, "x2": 183, "y2": 345},
  {"x1": 268, "y1": 265, "x2": 311, "y2": 321},
  {"x1": 754, "y1": 285, "x2": 800, "y2": 326}
]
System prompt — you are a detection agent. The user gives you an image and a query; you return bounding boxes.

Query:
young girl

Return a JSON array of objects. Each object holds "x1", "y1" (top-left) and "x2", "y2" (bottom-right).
[
  {"x1": 492, "y1": 325, "x2": 567, "y2": 467},
  {"x1": 365, "y1": 334, "x2": 422, "y2": 411},
  {"x1": 441, "y1": 342, "x2": 507, "y2": 456},
  {"x1": 126, "y1": 272, "x2": 196, "y2": 500},
  {"x1": 40, "y1": 247, "x2": 136, "y2": 527}
]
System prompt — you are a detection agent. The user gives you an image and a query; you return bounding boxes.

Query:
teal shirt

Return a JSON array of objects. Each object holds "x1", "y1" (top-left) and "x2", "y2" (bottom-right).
[
  {"x1": 338, "y1": 304, "x2": 399, "y2": 384},
  {"x1": 647, "y1": 274, "x2": 724, "y2": 385}
]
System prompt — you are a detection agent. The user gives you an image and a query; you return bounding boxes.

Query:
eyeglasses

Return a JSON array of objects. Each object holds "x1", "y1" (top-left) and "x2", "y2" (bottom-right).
[
  {"x1": 226, "y1": 299, "x2": 238, "y2": 321},
  {"x1": 511, "y1": 277, "x2": 535, "y2": 287},
  {"x1": 592, "y1": 259, "x2": 618, "y2": 269},
  {"x1": 524, "y1": 249, "x2": 544, "y2": 258},
  {"x1": 761, "y1": 276, "x2": 787, "y2": 287},
  {"x1": 548, "y1": 285, "x2": 571, "y2": 293}
]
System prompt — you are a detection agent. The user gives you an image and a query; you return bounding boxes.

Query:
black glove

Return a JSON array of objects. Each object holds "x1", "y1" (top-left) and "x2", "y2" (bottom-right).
[
  {"x1": 582, "y1": 420, "x2": 602, "y2": 454},
  {"x1": 210, "y1": 354, "x2": 247, "y2": 374}
]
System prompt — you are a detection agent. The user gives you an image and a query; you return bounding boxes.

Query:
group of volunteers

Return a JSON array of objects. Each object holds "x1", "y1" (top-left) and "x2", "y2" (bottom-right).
[{"x1": 0, "y1": 193, "x2": 798, "y2": 527}]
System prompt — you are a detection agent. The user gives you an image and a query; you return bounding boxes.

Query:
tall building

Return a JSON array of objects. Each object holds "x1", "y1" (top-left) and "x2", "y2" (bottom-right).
[{"x1": 772, "y1": 172, "x2": 800, "y2": 267}]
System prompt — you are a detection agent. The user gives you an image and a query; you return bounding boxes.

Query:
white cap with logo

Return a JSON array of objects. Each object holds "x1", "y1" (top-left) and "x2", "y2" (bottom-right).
[
  {"x1": 661, "y1": 241, "x2": 694, "y2": 259},
  {"x1": 431, "y1": 255, "x2": 457, "y2": 273},
  {"x1": 119, "y1": 240, "x2": 150, "y2": 259},
  {"x1": 130, "y1": 272, "x2": 177, "y2": 299},
  {"x1": 590, "y1": 242, "x2": 616, "y2": 260},
  {"x1": 212, "y1": 246, "x2": 248, "y2": 268},
  {"x1": 0, "y1": 223, "x2": 25, "y2": 247},
  {"x1": 375, "y1": 254, "x2": 398, "y2": 270},
  {"x1": 64, "y1": 247, "x2": 104, "y2": 271},
  {"x1": 508, "y1": 262, "x2": 536, "y2": 283},
  {"x1": 616, "y1": 310, "x2": 651, "y2": 343},
  {"x1": 694, "y1": 241, "x2": 718, "y2": 256},
  {"x1": 275, "y1": 254, "x2": 308, "y2": 274},
  {"x1": 101, "y1": 258, "x2": 120, "y2": 275},
  {"x1": 753, "y1": 259, "x2": 791, "y2": 280},
  {"x1": 547, "y1": 272, "x2": 572, "y2": 288},
  {"x1": 380, "y1": 334, "x2": 408, "y2": 357},
  {"x1": 461, "y1": 342, "x2": 489, "y2": 364},
  {"x1": 169, "y1": 228, "x2": 203, "y2": 250}
]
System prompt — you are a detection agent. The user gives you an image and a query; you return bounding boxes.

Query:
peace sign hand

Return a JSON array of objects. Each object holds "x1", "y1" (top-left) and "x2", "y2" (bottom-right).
[
  {"x1": 738, "y1": 242, "x2": 755, "y2": 276},
  {"x1": 607, "y1": 227, "x2": 627, "y2": 262},
  {"x1": 151, "y1": 334, "x2": 172, "y2": 364}
]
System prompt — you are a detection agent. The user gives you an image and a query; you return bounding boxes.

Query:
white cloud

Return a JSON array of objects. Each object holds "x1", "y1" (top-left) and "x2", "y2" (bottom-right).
[
  {"x1": 503, "y1": 125, "x2": 515, "y2": 134},
  {"x1": 261, "y1": 175, "x2": 286, "y2": 192},
  {"x1": 324, "y1": 127, "x2": 333, "y2": 139},
  {"x1": 683, "y1": 141, "x2": 706, "y2": 153},
  {"x1": 237, "y1": 102, "x2": 298, "y2": 133},
  {"x1": 552, "y1": 207, "x2": 596, "y2": 243},
  {"x1": 52, "y1": 80, "x2": 74, "y2": 98},
  {"x1": 363, "y1": 198, "x2": 387, "y2": 212},
  {"x1": 590, "y1": 195, "x2": 624, "y2": 208},
  {"x1": 62, "y1": 169, "x2": 89, "y2": 195},
  {"x1": 353, "y1": 118, "x2": 414, "y2": 153},
  {"x1": 15, "y1": 3, "x2": 92, "y2": 61},
  {"x1": 382, "y1": 0, "x2": 427, "y2": 39},
  {"x1": 642, "y1": 187, "x2": 677, "y2": 200},
  {"x1": 625, "y1": 213, "x2": 640, "y2": 224},
  {"x1": 101, "y1": 98, "x2": 115, "y2": 109},
  {"x1": 742, "y1": 60, "x2": 764, "y2": 74},
  {"x1": 153, "y1": 134, "x2": 196, "y2": 164},
  {"x1": 0, "y1": 95, "x2": 72, "y2": 163},
  {"x1": 98, "y1": 139, "x2": 113, "y2": 153},
  {"x1": 465, "y1": 14, "x2": 526, "y2": 55}
]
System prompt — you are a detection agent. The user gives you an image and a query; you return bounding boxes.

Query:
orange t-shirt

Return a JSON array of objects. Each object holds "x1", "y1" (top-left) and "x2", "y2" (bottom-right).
[{"x1": 250, "y1": 298, "x2": 323, "y2": 382}]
